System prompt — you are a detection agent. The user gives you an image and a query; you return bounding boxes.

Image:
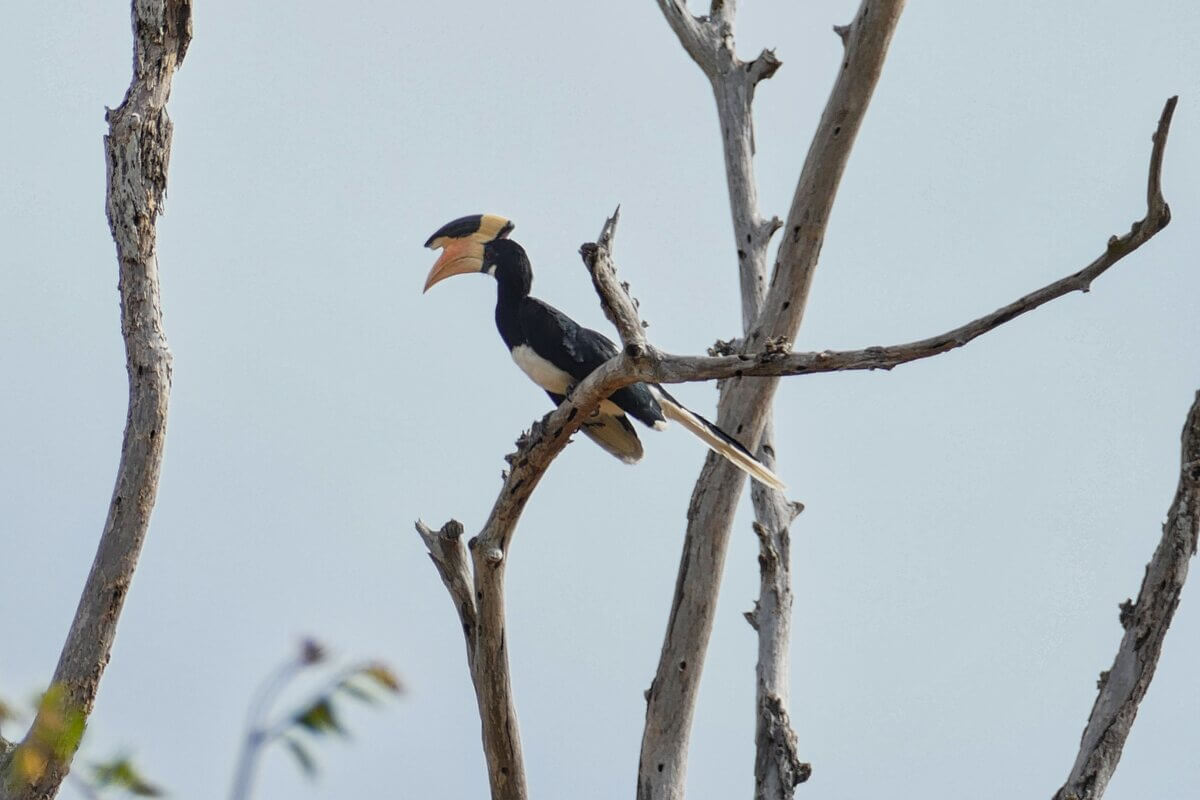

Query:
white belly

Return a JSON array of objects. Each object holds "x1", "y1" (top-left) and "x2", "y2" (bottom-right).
[
  {"x1": 511, "y1": 344, "x2": 574, "y2": 394},
  {"x1": 511, "y1": 344, "x2": 628, "y2": 417}
]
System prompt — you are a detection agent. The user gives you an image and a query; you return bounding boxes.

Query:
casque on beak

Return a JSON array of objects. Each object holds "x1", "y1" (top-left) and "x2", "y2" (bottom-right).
[{"x1": 422, "y1": 214, "x2": 515, "y2": 292}]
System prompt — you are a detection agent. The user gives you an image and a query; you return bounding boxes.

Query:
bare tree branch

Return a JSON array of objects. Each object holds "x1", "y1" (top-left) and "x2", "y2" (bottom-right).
[
  {"x1": 580, "y1": 208, "x2": 648, "y2": 357},
  {"x1": 639, "y1": 5, "x2": 906, "y2": 798},
  {"x1": 417, "y1": 214, "x2": 646, "y2": 800},
  {"x1": 460, "y1": 532, "x2": 525, "y2": 800},
  {"x1": 1053, "y1": 389, "x2": 1200, "y2": 800},
  {"x1": 654, "y1": 3, "x2": 801, "y2": 797},
  {"x1": 747, "y1": 467, "x2": 809, "y2": 797},
  {"x1": 642, "y1": 94, "x2": 1177, "y2": 385},
  {"x1": 655, "y1": 1, "x2": 781, "y2": 326},
  {"x1": 0, "y1": 3, "x2": 189, "y2": 798},
  {"x1": 655, "y1": 1, "x2": 718, "y2": 76},
  {"x1": 416, "y1": 521, "x2": 477, "y2": 670}
]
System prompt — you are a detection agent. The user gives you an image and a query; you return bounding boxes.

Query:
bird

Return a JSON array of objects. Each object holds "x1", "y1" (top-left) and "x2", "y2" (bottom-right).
[{"x1": 422, "y1": 213, "x2": 785, "y2": 491}]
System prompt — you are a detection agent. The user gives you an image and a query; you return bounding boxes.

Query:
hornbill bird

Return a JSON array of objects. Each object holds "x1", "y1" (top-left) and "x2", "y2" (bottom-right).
[{"x1": 422, "y1": 214, "x2": 786, "y2": 490}]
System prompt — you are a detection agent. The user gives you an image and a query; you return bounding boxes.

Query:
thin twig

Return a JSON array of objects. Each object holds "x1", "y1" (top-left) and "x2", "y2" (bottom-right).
[
  {"x1": 228, "y1": 656, "x2": 307, "y2": 800},
  {"x1": 580, "y1": 207, "x2": 648, "y2": 356},
  {"x1": 1053, "y1": 390, "x2": 1200, "y2": 800}
]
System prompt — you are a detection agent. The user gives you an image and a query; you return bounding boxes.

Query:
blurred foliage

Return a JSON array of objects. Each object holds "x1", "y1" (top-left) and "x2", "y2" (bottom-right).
[
  {"x1": 90, "y1": 756, "x2": 163, "y2": 797},
  {"x1": 228, "y1": 638, "x2": 403, "y2": 799},
  {"x1": 5, "y1": 684, "x2": 86, "y2": 789},
  {"x1": 0, "y1": 685, "x2": 160, "y2": 799},
  {"x1": 3, "y1": 639, "x2": 402, "y2": 800},
  {"x1": 253, "y1": 642, "x2": 403, "y2": 784},
  {"x1": 0, "y1": 696, "x2": 16, "y2": 730}
]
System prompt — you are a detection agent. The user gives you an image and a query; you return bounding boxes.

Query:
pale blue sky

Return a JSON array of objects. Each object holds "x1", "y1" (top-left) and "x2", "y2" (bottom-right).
[{"x1": 2, "y1": 2, "x2": 1198, "y2": 798}]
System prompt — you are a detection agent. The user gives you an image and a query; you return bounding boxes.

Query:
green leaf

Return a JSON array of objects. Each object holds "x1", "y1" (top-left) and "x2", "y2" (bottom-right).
[
  {"x1": 283, "y1": 736, "x2": 318, "y2": 779},
  {"x1": 293, "y1": 698, "x2": 343, "y2": 737},
  {"x1": 91, "y1": 756, "x2": 164, "y2": 797}
]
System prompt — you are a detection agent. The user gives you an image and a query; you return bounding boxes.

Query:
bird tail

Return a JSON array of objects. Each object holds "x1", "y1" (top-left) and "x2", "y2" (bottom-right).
[
  {"x1": 548, "y1": 390, "x2": 645, "y2": 464},
  {"x1": 580, "y1": 411, "x2": 645, "y2": 464},
  {"x1": 656, "y1": 390, "x2": 786, "y2": 491}
]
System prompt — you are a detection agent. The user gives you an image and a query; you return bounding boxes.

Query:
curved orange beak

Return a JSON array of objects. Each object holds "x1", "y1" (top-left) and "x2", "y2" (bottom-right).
[{"x1": 423, "y1": 237, "x2": 484, "y2": 292}]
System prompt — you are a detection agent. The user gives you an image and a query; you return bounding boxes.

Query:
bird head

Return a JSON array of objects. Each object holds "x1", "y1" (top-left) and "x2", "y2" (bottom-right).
[{"x1": 422, "y1": 214, "x2": 515, "y2": 292}]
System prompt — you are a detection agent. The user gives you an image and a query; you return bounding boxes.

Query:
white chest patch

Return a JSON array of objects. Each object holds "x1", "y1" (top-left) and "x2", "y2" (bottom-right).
[{"x1": 511, "y1": 344, "x2": 574, "y2": 394}]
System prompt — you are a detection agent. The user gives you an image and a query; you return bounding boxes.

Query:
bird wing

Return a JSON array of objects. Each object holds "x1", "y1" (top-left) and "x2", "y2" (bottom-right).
[
  {"x1": 519, "y1": 298, "x2": 617, "y2": 379},
  {"x1": 521, "y1": 302, "x2": 784, "y2": 486},
  {"x1": 519, "y1": 298, "x2": 665, "y2": 428}
]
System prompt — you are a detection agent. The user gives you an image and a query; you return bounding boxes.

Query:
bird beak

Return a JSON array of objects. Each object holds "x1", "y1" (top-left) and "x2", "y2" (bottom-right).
[
  {"x1": 423, "y1": 237, "x2": 483, "y2": 292},
  {"x1": 422, "y1": 214, "x2": 515, "y2": 292}
]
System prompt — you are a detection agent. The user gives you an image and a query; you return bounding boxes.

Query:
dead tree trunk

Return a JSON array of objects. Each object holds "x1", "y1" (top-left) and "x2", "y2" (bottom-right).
[{"x1": 0, "y1": 3, "x2": 189, "y2": 798}]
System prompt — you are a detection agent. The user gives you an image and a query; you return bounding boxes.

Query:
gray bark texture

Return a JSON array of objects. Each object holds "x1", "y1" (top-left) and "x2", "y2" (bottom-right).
[
  {"x1": 651, "y1": 3, "x2": 803, "y2": 797},
  {"x1": 1054, "y1": 388, "x2": 1200, "y2": 799},
  {"x1": 0, "y1": 3, "x2": 188, "y2": 799},
  {"x1": 638, "y1": 4, "x2": 905, "y2": 798}
]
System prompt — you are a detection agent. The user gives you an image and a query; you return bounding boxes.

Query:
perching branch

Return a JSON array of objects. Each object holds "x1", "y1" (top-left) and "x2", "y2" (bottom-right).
[
  {"x1": 1, "y1": 3, "x2": 189, "y2": 798},
  {"x1": 1053, "y1": 390, "x2": 1200, "y2": 800},
  {"x1": 417, "y1": 212, "x2": 645, "y2": 800}
]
